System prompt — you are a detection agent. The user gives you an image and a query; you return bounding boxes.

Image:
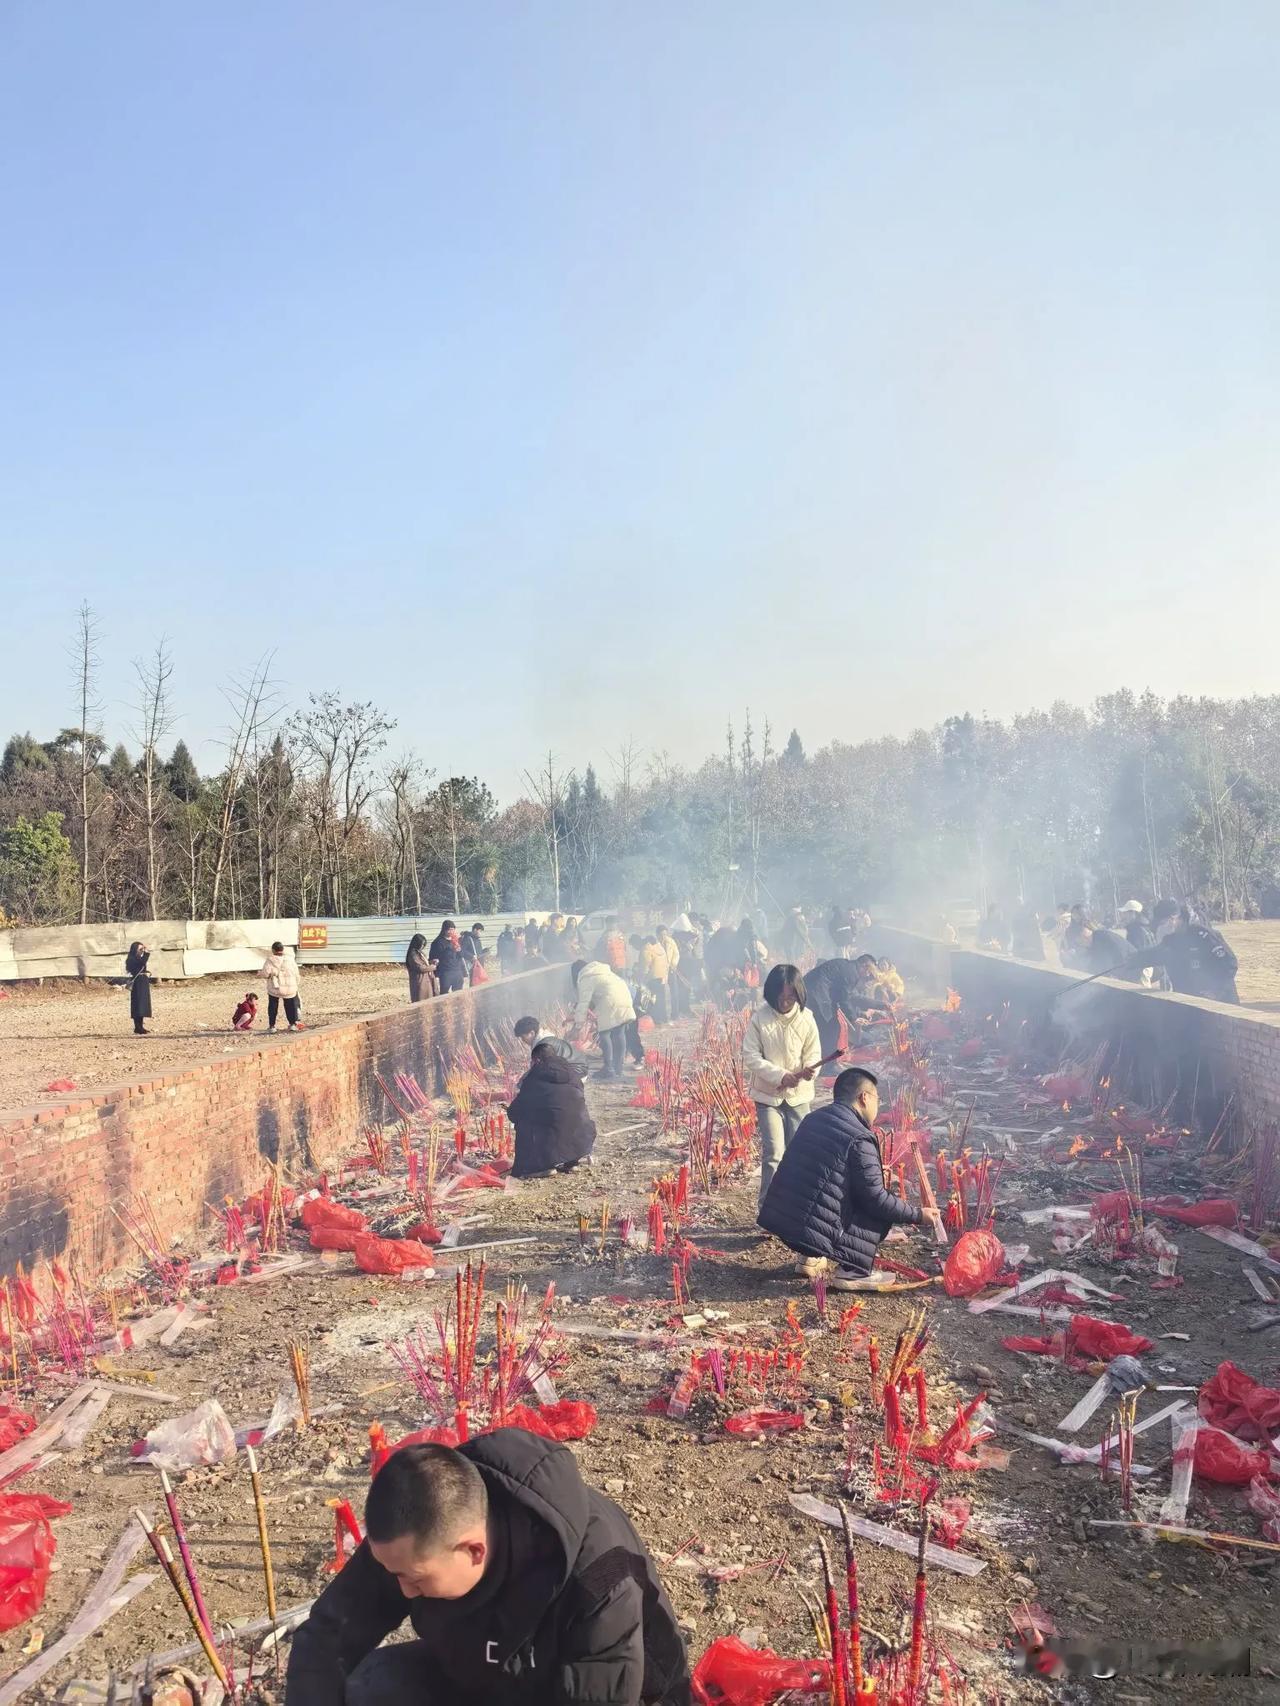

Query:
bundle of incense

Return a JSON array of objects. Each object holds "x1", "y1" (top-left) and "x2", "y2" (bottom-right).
[
  {"x1": 159, "y1": 1469, "x2": 216, "y2": 1649},
  {"x1": 133, "y1": 1509, "x2": 229, "y2": 1687},
  {"x1": 246, "y1": 1446, "x2": 278, "y2": 1641},
  {"x1": 817, "y1": 1535, "x2": 848, "y2": 1706},
  {"x1": 289, "y1": 1341, "x2": 312, "y2": 1427},
  {"x1": 911, "y1": 1146, "x2": 948, "y2": 1245},
  {"x1": 838, "y1": 1504, "x2": 865, "y2": 1701},
  {"x1": 867, "y1": 1336, "x2": 881, "y2": 1405},
  {"x1": 906, "y1": 1508, "x2": 931, "y2": 1704}
]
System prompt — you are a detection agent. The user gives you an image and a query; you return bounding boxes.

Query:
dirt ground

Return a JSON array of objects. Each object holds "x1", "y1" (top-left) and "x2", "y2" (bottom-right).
[
  {"x1": 2, "y1": 996, "x2": 1278, "y2": 1704},
  {"x1": 0, "y1": 965, "x2": 423, "y2": 1113},
  {"x1": 3, "y1": 923, "x2": 1280, "y2": 1115}
]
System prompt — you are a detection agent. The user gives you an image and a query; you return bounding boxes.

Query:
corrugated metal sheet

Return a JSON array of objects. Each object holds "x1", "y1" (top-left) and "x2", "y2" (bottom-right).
[{"x1": 296, "y1": 914, "x2": 549, "y2": 965}]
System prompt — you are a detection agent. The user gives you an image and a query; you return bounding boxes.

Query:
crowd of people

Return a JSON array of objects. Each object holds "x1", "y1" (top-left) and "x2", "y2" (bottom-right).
[{"x1": 976, "y1": 895, "x2": 1240, "y2": 1003}]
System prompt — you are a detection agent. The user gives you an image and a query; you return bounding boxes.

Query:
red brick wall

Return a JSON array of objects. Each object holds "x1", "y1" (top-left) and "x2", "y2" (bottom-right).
[{"x1": 0, "y1": 966, "x2": 572, "y2": 1279}]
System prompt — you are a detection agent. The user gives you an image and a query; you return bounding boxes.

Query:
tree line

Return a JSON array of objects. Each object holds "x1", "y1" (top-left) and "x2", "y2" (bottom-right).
[{"x1": 2, "y1": 608, "x2": 1279, "y2": 928}]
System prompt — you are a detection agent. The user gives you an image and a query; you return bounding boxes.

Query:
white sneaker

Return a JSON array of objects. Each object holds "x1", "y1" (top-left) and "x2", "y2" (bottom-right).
[
  {"x1": 829, "y1": 1268, "x2": 896, "y2": 1292},
  {"x1": 793, "y1": 1257, "x2": 830, "y2": 1278}
]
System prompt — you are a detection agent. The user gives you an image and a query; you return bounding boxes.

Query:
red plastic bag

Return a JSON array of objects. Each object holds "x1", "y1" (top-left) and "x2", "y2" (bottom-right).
[
  {"x1": 1193, "y1": 1426, "x2": 1273, "y2": 1486},
  {"x1": 692, "y1": 1635, "x2": 830, "y2": 1706},
  {"x1": 532, "y1": 1400, "x2": 598, "y2": 1440},
  {"x1": 42, "y1": 1079, "x2": 76, "y2": 1094},
  {"x1": 0, "y1": 1492, "x2": 71, "y2": 1634},
  {"x1": 0, "y1": 1407, "x2": 35, "y2": 1455},
  {"x1": 309, "y1": 1225, "x2": 362, "y2": 1253},
  {"x1": 301, "y1": 1198, "x2": 367, "y2": 1233},
  {"x1": 470, "y1": 961, "x2": 489, "y2": 986},
  {"x1": 1199, "y1": 1360, "x2": 1280, "y2": 1442},
  {"x1": 452, "y1": 1166, "x2": 507, "y2": 1191},
  {"x1": 942, "y1": 1229, "x2": 1006, "y2": 1298},
  {"x1": 1245, "y1": 1474, "x2": 1280, "y2": 1541},
  {"x1": 353, "y1": 1234, "x2": 437, "y2": 1276},
  {"x1": 1144, "y1": 1197, "x2": 1237, "y2": 1228},
  {"x1": 405, "y1": 1221, "x2": 444, "y2": 1245},
  {"x1": 723, "y1": 1409, "x2": 806, "y2": 1437},
  {"x1": 1066, "y1": 1315, "x2": 1153, "y2": 1359},
  {"x1": 1001, "y1": 1333, "x2": 1062, "y2": 1356}
]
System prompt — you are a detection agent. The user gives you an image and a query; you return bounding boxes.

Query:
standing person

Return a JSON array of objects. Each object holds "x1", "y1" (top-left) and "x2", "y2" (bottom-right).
[
  {"x1": 1010, "y1": 904, "x2": 1045, "y2": 961},
  {"x1": 656, "y1": 924, "x2": 683, "y2": 1018},
  {"x1": 641, "y1": 934, "x2": 670, "y2": 1023},
  {"x1": 779, "y1": 905, "x2": 813, "y2": 963},
  {"x1": 261, "y1": 941, "x2": 303, "y2": 1031},
  {"x1": 125, "y1": 940, "x2": 153, "y2": 1035},
  {"x1": 758, "y1": 1068, "x2": 943, "y2": 1287},
  {"x1": 1144, "y1": 901, "x2": 1240, "y2": 1003},
  {"x1": 672, "y1": 927, "x2": 702, "y2": 1010},
  {"x1": 285, "y1": 1434, "x2": 691, "y2": 1706},
  {"x1": 737, "y1": 918, "x2": 766, "y2": 989},
  {"x1": 744, "y1": 964, "x2": 822, "y2": 1207},
  {"x1": 405, "y1": 934, "x2": 434, "y2": 1003},
  {"x1": 803, "y1": 957, "x2": 892, "y2": 1059},
  {"x1": 1116, "y1": 900, "x2": 1154, "y2": 953},
  {"x1": 507, "y1": 1039, "x2": 597, "y2": 1178},
  {"x1": 496, "y1": 925, "x2": 519, "y2": 976},
  {"x1": 571, "y1": 958, "x2": 636, "y2": 1080},
  {"x1": 524, "y1": 918, "x2": 543, "y2": 963},
  {"x1": 594, "y1": 916, "x2": 629, "y2": 976},
  {"x1": 1061, "y1": 905, "x2": 1091, "y2": 968},
  {"x1": 430, "y1": 921, "x2": 468, "y2": 994}
]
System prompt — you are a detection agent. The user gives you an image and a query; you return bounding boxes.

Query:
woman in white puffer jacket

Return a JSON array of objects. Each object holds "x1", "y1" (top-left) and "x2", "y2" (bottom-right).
[
  {"x1": 572, "y1": 958, "x2": 637, "y2": 1081},
  {"x1": 744, "y1": 963, "x2": 822, "y2": 1207}
]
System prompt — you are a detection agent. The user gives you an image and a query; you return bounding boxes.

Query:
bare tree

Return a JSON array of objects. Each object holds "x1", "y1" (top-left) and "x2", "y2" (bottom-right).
[
  {"x1": 386, "y1": 755, "x2": 429, "y2": 913},
  {"x1": 69, "y1": 602, "x2": 104, "y2": 923},
  {"x1": 288, "y1": 693, "x2": 395, "y2": 915},
  {"x1": 208, "y1": 655, "x2": 277, "y2": 920},
  {"x1": 129, "y1": 640, "x2": 175, "y2": 920},
  {"x1": 523, "y1": 751, "x2": 575, "y2": 911}
]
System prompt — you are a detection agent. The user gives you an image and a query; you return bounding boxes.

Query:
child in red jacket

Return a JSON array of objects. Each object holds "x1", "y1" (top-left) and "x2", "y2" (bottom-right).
[{"x1": 232, "y1": 992, "x2": 258, "y2": 1031}]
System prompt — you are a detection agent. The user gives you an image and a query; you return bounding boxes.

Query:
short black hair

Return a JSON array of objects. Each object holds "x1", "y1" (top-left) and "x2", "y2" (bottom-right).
[
  {"x1": 854, "y1": 954, "x2": 877, "y2": 971},
  {"x1": 570, "y1": 959, "x2": 587, "y2": 985},
  {"x1": 365, "y1": 1443, "x2": 488, "y2": 1550},
  {"x1": 1151, "y1": 897, "x2": 1180, "y2": 924},
  {"x1": 532, "y1": 1038, "x2": 572, "y2": 1062},
  {"x1": 763, "y1": 964, "x2": 805, "y2": 1012},
  {"x1": 833, "y1": 1067, "x2": 878, "y2": 1105},
  {"x1": 513, "y1": 1015, "x2": 540, "y2": 1039},
  {"x1": 441, "y1": 919, "x2": 456, "y2": 932},
  {"x1": 271, "y1": 941, "x2": 284, "y2": 954}
]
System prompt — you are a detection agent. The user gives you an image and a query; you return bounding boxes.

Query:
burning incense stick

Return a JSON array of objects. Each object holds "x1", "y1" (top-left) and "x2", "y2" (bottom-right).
[
  {"x1": 839, "y1": 1502, "x2": 864, "y2": 1699},
  {"x1": 817, "y1": 1535, "x2": 848, "y2": 1706},
  {"x1": 159, "y1": 1468, "x2": 216, "y2": 1650},
  {"x1": 246, "y1": 1447, "x2": 278, "y2": 1637},
  {"x1": 906, "y1": 1507, "x2": 930, "y2": 1704},
  {"x1": 133, "y1": 1508, "x2": 228, "y2": 1687},
  {"x1": 288, "y1": 1341, "x2": 312, "y2": 1427}
]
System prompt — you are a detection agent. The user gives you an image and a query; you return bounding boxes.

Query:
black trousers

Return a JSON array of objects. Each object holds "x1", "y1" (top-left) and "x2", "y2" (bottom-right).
[
  {"x1": 816, "y1": 1008, "x2": 842, "y2": 1060},
  {"x1": 345, "y1": 1643, "x2": 691, "y2": 1706},
  {"x1": 268, "y1": 995, "x2": 300, "y2": 1028}
]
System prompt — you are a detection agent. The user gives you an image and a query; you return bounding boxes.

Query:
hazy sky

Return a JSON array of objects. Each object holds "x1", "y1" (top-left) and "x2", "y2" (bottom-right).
[{"x1": 3, "y1": 3, "x2": 1278, "y2": 796}]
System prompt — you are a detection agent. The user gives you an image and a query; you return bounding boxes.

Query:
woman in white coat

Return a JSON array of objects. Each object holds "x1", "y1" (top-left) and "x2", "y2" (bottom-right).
[
  {"x1": 744, "y1": 963, "x2": 822, "y2": 1207},
  {"x1": 571, "y1": 958, "x2": 637, "y2": 1081}
]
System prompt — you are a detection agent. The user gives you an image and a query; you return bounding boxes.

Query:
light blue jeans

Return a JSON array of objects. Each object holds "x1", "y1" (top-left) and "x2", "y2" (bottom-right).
[{"x1": 757, "y1": 1101, "x2": 804, "y2": 1208}]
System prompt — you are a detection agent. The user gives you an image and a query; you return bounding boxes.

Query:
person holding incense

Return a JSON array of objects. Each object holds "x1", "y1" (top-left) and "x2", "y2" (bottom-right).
[
  {"x1": 507, "y1": 1038, "x2": 596, "y2": 1177},
  {"x1": 125, "y1": 940, "x2": 153, "y2": 1035},
  {"x1": 429, "y1": 921, "x2": 468, "y2": 994},
  {"x1": 405, "y1": 934, "x2": 435, "y2": 1003},
  {"x1": 570, "y1": 956, "x2": 636, "y2": 1079},
  {"x1": 758, "y1": 1066, "x2": 944, "y2": 1288},
  {"x1": 802, "y1": 957, "x2": 892, "y2": 1060},
  {"x1": 287, "y1": 1434, "x2": 691, "y2": 1706},
  {"x1": 743, "y1": 963, "x2": 822, "y2": 1207}
]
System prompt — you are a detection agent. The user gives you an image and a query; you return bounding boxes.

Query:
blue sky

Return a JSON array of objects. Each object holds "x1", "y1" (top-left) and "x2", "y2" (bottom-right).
[{"x1": 3, "y1": 3, "x2": 1278, "y2": 796}]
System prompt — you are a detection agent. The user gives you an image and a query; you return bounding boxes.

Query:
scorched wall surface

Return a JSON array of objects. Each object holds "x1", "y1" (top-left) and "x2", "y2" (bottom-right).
[{"x1": 0, "y1": 966, "x2": 572, "y2": 1278}]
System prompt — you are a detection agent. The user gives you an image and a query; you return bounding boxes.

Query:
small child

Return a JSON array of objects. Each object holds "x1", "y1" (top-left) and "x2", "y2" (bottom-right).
[{"x1": 232, "y1": 991, "x2": 258, "y2": 1031}]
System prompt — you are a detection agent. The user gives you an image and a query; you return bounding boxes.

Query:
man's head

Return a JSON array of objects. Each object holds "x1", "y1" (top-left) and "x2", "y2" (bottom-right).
[
  {"x1": 833, "y1": 1067, "x2": 880, "y2": 1124},
  {"x1": 1070, "y1": 905, "x2": 1086, "y2": 924},
  {"x1": 854, "y1": 953, "x2": 877, "y2": 975},
  {"x1": 656, "y1": 923, "x2": 670, "y2": 940},
  {"x1": 513, "y1": 1016, "x2": 540, "y2": 1046},
  {"x1": 1152, "y1": 898, "x2": 1183, "y2": 938},
  {"x1": 365, "y1": 1444, "x2": 490, "y2": 1600},
  {"x1": 1117, "y1": 899, "x2": 1144, "y2": 919}
]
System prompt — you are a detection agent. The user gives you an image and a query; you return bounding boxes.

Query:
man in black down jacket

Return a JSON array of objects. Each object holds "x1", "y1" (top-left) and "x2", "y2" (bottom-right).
[
  {"x1": 287, "y1": 1431, "x2": 690, "y2": 1706},
  {"x1": 507, "y1": 1041, "x2": 597, "y2": 1178},
  {"x1": 757, "y1": 1068, "x2": 942, "y2": 1291},
  {"x1": 803, "y1": 958, "x2": 892, "y2": 1059}
]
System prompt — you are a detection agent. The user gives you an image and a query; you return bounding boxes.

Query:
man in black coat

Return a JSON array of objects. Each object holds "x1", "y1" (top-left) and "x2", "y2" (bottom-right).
[
  {"x1": 286, "y1": 1431, "x2": 690, "y2": 1706},
  {"x1": 1144, "y1": 900, "x2": 1240, "y2": 1003},
  {"x1": 507, "y1": 1041, "x2": 597, "y2": 1178},
  {"x1": 429, "y1": 922, "x2": 468, "y2": 994},
  {"x1": 757, "y1": 1068, "x2": 942, "y2": 1290},
  {"x1": 803, "y1": 958, "x2": 892, "y2": 1059}
]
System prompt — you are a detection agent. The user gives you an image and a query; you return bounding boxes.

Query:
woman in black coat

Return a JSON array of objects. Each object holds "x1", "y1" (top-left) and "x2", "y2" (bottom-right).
[
  {"x1": 405, "y1": 934, "x2": 434, "y2": 1003},
  {"x1": 507, "y1": 1041, "x2": 597, "y2": 1179},
  {"x1": 429, "y1": 921, "x2": 467, "y2": 994},
  {"x1": 125, "y1": 941, "x2": 152, "y2": 1035}
]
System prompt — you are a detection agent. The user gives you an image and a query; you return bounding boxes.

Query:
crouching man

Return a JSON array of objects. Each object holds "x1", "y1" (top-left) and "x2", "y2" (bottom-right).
[
  {"x1": 286, "y1": 1430, "x2": 691, "y2": 1706},
  {"x1": 757, "y1": 1067, "x2": 943, "y2": 1291}
]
